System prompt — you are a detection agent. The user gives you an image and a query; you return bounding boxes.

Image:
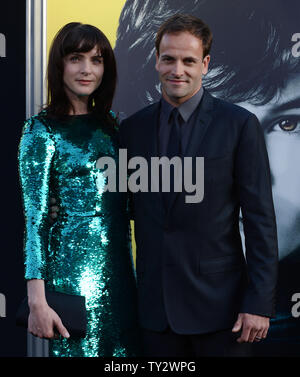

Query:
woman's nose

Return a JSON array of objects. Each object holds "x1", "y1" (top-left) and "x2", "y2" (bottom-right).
[{"x1": 80, "y1": 59, "x2": 92, "y2": 74}]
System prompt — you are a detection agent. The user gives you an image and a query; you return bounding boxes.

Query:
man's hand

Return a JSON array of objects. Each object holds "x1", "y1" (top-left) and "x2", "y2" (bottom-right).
[
  {"x1": 49, "y1": 197, "x2": 59, "y2": 223},
  {"x1": 232, "y1": 313, "x2": 269, "y2": 343}
]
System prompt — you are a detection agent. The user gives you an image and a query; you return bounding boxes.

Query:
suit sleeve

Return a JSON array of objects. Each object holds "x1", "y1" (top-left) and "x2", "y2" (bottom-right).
[
  {"x1": 18, "y1": 117, "x2": 55, "y2": 280},
  {"x1": 235, "y1": 113, "x2": 278, "y2": 318}
]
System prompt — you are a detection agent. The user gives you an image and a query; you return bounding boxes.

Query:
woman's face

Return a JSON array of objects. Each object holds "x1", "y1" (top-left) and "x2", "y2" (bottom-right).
[
  {"x1": 63, "y1": 46, "x2": 104, "y2": 108},
  {"x1": 236, "y1": 73, "x2": 300, "y2": 260}
]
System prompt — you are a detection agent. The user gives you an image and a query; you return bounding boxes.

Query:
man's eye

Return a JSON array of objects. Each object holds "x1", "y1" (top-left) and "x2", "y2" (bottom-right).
[{"x1": 184, "y1": 59, "x2": 195, "y2": 64}]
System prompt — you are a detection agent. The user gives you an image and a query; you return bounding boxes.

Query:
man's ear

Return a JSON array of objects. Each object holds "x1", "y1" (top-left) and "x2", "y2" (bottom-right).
[
  {"x1": 155, "y1": 52, "x2": 159, "y2": 72},
  {"x1": 202, "y1": 54, "x2": 210, "y2": 75}
]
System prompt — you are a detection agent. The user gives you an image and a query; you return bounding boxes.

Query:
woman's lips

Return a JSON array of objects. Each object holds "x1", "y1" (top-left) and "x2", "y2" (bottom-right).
[{"x1": 77, "y1": 80, "x2": 92, "y2": 85}]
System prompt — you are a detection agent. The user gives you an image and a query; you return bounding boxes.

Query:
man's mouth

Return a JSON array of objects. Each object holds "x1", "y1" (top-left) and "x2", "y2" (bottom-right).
[{"x1": 167, "y1": 79, "x2": 187, "y2": 84}]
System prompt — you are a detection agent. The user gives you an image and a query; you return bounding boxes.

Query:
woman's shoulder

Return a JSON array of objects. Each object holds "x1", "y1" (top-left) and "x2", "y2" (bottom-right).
[
  {"x1": 23, "y1": 110, "x2": 53, "y2": 134},
  {"x1": 19, "y1": 111, "x2": 56, "y2": 152}
]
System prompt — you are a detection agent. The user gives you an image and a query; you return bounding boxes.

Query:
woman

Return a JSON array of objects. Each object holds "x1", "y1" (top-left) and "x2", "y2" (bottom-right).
[{"x1": 18, "y1": 22, "x2": 138, "y2": 357}]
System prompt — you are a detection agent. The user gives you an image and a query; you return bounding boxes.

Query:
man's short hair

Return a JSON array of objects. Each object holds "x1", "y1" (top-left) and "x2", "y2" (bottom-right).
[{"x1": 155, "y1": 14, "x2": 212, "y2": 57}]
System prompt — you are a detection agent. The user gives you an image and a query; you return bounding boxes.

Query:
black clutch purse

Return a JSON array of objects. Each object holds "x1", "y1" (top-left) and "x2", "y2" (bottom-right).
[{"x1": 16, "y1": 290, "x2": 87, "y2": 338}]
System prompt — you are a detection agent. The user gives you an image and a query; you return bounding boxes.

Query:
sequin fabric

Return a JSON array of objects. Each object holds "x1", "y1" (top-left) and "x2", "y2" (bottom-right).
[{"x1": 18, "y1": 112, "x2": 139, "y2": 357}]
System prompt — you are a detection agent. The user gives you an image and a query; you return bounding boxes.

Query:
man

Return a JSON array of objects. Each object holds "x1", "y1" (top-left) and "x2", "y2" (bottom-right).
[
  {"x1": 114, "y1": 0, "x2": 300, "y2": 356},
  {"x1": 119, "y1": 14, "x2": 278, "y2": 357}
]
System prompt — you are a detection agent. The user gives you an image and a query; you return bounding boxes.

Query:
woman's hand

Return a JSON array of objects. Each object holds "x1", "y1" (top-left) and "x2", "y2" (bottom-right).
[
  {"x1": 28, "y1": 301, "x2": 70, "y2": 339},
  {"x1": 27, "y1": 279, "x2": 70, "y2": 339}
]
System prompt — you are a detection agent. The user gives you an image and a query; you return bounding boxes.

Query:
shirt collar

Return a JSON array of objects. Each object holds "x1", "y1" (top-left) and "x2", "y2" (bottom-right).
[
  {"x1": 178, "y1": 86, "x2": 204, "y2": 122},
  {"x1": 160, "y1": 86, "x2": 204, "y2": 123}
]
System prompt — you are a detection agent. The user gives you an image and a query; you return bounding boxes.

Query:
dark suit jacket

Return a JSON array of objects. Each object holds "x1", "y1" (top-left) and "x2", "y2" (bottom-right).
[{"x1": 119, "y1": 89, "x2": 278, "y2": 334}]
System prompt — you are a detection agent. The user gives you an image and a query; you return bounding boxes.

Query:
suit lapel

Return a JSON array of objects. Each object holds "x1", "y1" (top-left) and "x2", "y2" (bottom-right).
[
  {"x1": 184, "y1": 89, "x2": 214, "y2": 158},
  {"x1": 167, "y1": 89, "x2": 214, "y2": 213}
]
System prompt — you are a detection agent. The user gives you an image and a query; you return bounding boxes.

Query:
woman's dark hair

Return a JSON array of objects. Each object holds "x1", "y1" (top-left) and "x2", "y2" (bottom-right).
[{"x1": 46, "y1": 22, "x2": 117, "y2": 125}]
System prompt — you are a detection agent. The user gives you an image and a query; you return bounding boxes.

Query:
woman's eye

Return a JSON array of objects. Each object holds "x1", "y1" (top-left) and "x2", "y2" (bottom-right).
[
  {"x1": 270, "y1": 118, "x2": 300, "y2": 133},
  {"x1": 70, "y1": 55, "x2": 79, "y2": 62},
  {"x1": 93, "y1": 58, "x2": 103, "y2": 64},
  {"x1": 279, "y1": 119, "x2": 297, "y2": 131}
]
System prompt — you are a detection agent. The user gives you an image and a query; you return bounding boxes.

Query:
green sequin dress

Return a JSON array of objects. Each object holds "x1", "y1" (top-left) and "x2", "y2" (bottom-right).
[{"x1": 18, "y1": 112, "x2": 139, "y2": 357}]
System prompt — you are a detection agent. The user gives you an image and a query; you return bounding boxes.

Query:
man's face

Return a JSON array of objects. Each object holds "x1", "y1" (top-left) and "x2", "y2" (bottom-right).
[
  {"x1": 236, "y1": 73, "x2": 300, "y2": 260},
  {"x1": 155, "y1": 31, "x2": 210, "y2": 106}
]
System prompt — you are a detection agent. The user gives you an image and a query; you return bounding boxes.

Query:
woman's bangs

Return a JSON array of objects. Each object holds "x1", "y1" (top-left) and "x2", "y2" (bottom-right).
[{"x1": 62, "y1": 28, "x2": 103, "y2": 56}]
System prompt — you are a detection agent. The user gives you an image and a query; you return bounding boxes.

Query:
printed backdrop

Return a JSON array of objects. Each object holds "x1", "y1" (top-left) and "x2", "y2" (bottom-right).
[{"x1": 47, "y1": 0, "x2": 125, "y2": 50}]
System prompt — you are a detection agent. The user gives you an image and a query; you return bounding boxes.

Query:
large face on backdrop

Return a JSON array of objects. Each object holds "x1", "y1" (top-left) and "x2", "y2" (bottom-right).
[
  {"x1": 236, "y1": 74, "x2": 300, "y2": 260},
  {"x1": 114, "y1": 0, "x2": 300, "y2": 263}
]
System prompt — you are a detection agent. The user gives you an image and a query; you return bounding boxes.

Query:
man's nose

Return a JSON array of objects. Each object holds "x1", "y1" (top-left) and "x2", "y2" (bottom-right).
[{"x1": 171, "y1": 61, "x2": 184, "y2": 77}]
